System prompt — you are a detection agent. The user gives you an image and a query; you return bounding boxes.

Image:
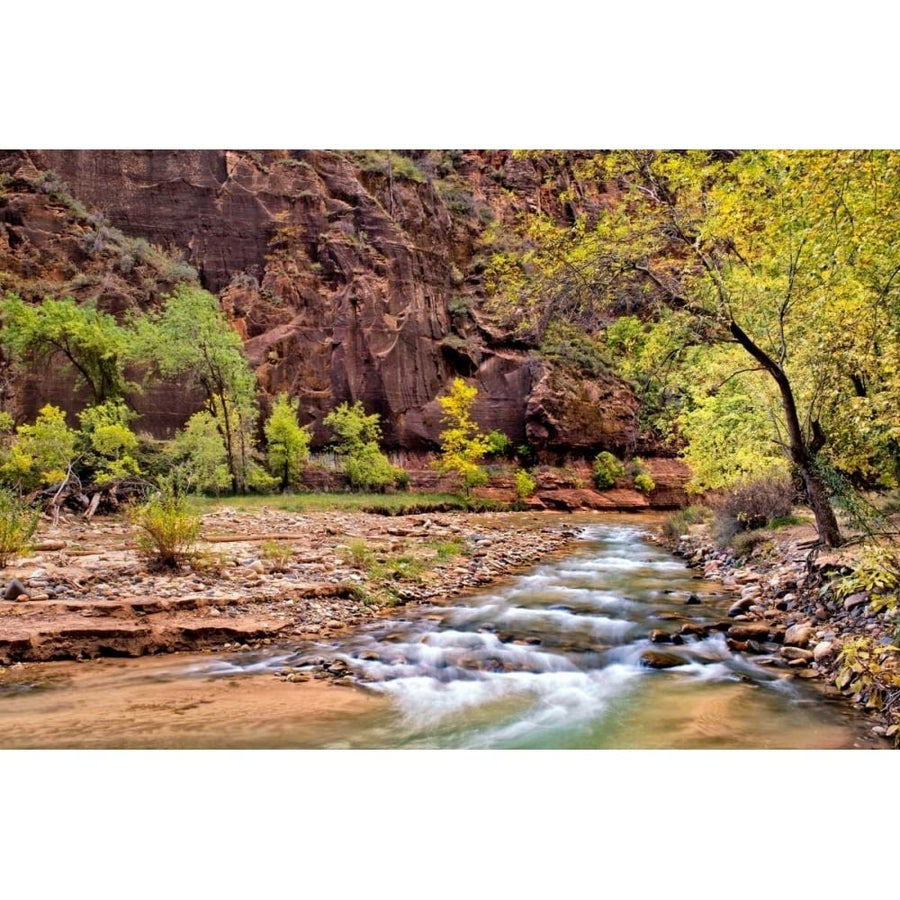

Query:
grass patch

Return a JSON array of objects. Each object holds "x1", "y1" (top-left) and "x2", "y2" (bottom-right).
[
  {"x1": 660, "y1": 505, "x2": 710, "y2": 541},
  {"x1": 372, "y1": 554, "x2": 427, "y2": 583},
  {"x1": 339, "y1": 537, "x2": 375, "y2": 569},
  {"x1": 768, "y1": 514, "x2": 805, "y2": 529},
  {"x1": 428, "y1": 537, "x2": 468, "y2": 561},
  {"x1": 260, "y1": 539, "x2": 293, "y2": 572},
  {"x1": 193, "y1": 491, "x2": 489, "y2": 516}
]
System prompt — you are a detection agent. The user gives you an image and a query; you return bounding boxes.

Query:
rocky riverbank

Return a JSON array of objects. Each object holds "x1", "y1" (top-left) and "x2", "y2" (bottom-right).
[
  {"x1": 655, "y1": 520, "x2": 900, "y2": 744},
  {"x1": 0, "y1": 508, "x2": 579, "y2": 668}
]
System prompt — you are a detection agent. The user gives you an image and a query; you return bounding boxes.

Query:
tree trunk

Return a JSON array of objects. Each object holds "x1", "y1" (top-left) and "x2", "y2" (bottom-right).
[
  {"x1": 797, "y1": 461, "x2": 843, "y2": 547},
  {"x1": 730, "y1": 321, "x2": 843, "y2": 547}
]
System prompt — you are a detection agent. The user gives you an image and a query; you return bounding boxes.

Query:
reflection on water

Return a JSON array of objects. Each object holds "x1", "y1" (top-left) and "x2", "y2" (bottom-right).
[{"x1": 0, "y1": 521, "x2": 881, "y2": 749}]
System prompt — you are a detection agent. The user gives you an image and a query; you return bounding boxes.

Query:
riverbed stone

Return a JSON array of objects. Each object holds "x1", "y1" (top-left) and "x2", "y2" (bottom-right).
[
  {"x1": 3, "y1": 579, "x2": 28, "y2": 601},
  {"x1": 813, "y1": 641, "x2": 835, "y2": 662},
  {"x1": 782, "y1": 646, "x2": 814, "y2": 662},
  {"x1": 727, "y1": 597, "x2": 755, "y2": 617},
  {"x1": 640, "y1": 650, "x2": 685, "y2": 669},
  {"x1": 784, "y1": 623, "x2": 814, "y2": 647},
  {"x1": 727, "y1": 622, "x2": 771, "y2": 641},
  {"x1": 843, "y1": 592, "x2": 868, "y2": 611}
]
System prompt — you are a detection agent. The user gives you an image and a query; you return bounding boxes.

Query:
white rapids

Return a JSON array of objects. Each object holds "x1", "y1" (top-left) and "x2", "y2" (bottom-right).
[{"x1": 207, "y1": 523, "x2": 853, "y2": 748}]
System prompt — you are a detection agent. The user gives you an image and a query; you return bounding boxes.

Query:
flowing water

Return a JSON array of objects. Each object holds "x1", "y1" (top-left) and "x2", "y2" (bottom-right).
[{"x1": 0, "y1": 521, "x2": 881, "y2": 749}]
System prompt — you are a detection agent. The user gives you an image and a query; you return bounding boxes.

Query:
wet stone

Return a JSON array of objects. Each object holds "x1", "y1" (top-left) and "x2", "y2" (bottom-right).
[{"x1": 640, "y1": 650, "x2": 685, "y2": 670}]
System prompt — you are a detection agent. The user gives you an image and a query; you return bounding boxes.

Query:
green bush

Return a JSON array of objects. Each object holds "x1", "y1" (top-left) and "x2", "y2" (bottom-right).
[
  {"x1": 340, "y1": 537, "x2": 375, "y2": 569},
  {"x1": 593, "y1": 451, "x2": 625, "y2": 490},
  {"x1": 0, "y1": 488, "x2": 40, "y2": 567},
  {"x1": 260, "y1": 539, "x2": 293, "y2": 572},
  {"x1": 485, "y1": 430, "x2": 512, "y2": 457},
  {"x1": 628, "y1": 458, "x2": 655, "y2": 493},
  {"x1": 324, "y1": 401, "x2": 405, "y2": 492},
  {"x1": 514, "y1": 469, "x2": 537, "y2": 500},
  {"x1": 131, "y1": 492, "x2": 200, "y2": 569}
]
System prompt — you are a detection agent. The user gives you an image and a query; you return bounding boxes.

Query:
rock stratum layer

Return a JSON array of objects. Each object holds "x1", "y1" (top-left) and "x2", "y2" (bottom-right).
[{"x1": 0, "y1": 149, "x2": 663, "y2": 462}]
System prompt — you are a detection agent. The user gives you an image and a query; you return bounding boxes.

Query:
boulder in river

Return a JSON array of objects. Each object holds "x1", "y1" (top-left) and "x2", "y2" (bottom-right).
[
  {"x1": 640, "y1": 650, "x2": 685, "y2": 669},
  {"x1": 727, "y1": 622, "x2": 772, "y2": 641}
]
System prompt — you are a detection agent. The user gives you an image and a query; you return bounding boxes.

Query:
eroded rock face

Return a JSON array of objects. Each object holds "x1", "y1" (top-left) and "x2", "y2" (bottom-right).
[{"x1": 1, "y1": 149, "x2": 660, "y2": 457}]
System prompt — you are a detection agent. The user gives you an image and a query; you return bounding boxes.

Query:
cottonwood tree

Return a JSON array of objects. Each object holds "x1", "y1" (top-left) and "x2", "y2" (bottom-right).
[
  {"x1": 264, "y1": 393, "x2": 311, "y2": 489},
  {"x1": 0, "y1": 294, "x2": 134, "y2": 404},
  {"x1": 323, "y1": 401, "x2": 403, "y2": 491},
  {"x1": 489, "y1": 150, "x2": 900, "y2": 547},
  {"x1": 435, "y1": 378, "x2": 491, "y2": 496},
  {"x1": 136, "y1": 285, "x2": 260, "y2": 493}
]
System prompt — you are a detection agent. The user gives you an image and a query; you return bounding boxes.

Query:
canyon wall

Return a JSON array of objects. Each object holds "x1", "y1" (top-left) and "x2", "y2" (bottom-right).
[{"x1": 0, "y1": 150, "x2": 651, "y2": 458}]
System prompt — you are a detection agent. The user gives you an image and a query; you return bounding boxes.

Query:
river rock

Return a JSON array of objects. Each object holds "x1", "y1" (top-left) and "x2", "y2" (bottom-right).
[
  {"x1": 649, "y1": 629, "x2": 671, "y2": 644},
  {"x1": 728, "y1": 597, "x2": 755, "y2": 617},
  {"x1": 640, "y1": 650, "x2": 685, "y2": 669},
  {"x1": 3, "y1": 579, "x2": 28, "y2": 601},
  {"x1": 727, "y1": 622, "x2": 771, "y2": 641},
  {"x1": 781, "y1": 646, "x2": 814, "y2": 662},
  {"x1": 678, "y1": 623, "x2": 711, "y2": 638},
  {"x1": 843, "y1": 592, "x2": 868, "y2": 611},
  {"x1": 813, "y1": 641, "x2": 835, "y2": 662},
  {"x1": 784, "y1": 624, "x2": 814, "y2": 647}
]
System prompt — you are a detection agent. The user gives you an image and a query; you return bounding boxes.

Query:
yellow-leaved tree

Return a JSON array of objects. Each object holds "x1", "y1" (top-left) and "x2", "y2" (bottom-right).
[{"x1": 435, "y1": 378, "x2": 491, "y2": 496}]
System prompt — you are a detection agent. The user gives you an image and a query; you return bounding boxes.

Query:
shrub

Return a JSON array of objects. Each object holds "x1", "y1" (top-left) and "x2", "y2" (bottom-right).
[
  {"x1": 485, "y1": 430, "x2": 512, "y2": 457},
  {"x1": 0, "y1": 404, "x2": 78, "y2": 490},
  {"x1": 514, "y1": 469, "x2": 537, "y2": 500},
  {"x1": 628, "y1": 458, "x2": 655, "y2": 493},
  {"x1": 79, "y1": 401, "x2": 142, "y2": 484},
  {"x1": 730, "y1": 530, "x2": 771, "y2": 559},
  {"x1": 712, "y1": 473, "x2": 794, "y2": 546},
  {"x1": 324, "y1": 402, "x2": 405, "y2": 492},
  {"x1": 260, "y1": 539, "x2": 293, "y2": 572},
  {"x1": 593, "y1": 451, "x2": 625, "y2": 490},
  {"x1": 340, "y1": 537, "x2": 374, "y2": 569},
  {"x1": 131, "y1": 492, "x2": 200, "y2": 569},
  {"x1": 662, "y1": 504, "x2": 710, "y2": 540},
  {"x1": 834, "y1": 543, "x2": 900, "y2": 613},
  {"x1": 836, "y1": 637, "x2": 900, "y2": 734},
  {"x1": 0, "y1": 488, "x2": 40, "y2": 567},
  {"x1": 165, "y1": 411, "x2": 232, "y2": 496}
]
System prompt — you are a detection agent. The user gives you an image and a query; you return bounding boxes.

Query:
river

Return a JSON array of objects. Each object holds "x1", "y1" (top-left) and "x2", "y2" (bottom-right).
[{"x1": 0, "y1": 520, "x2": 882, "y2": 749}]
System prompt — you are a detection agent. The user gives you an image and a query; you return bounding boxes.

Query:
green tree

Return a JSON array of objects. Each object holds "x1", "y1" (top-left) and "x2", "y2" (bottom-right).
[
  {"x1": 264, "y1": 393, "x2": 311, "y2": 489},
  {"x1": 435, "y1": 378, "x2": 491, "y2": 495},
  {"x1": 489, "y1": 150, "x2": 900, "y2": 547},
  {"x1": 323, "y1": 401, "x2": 403, "y2": 491},
  {"x1": 166, "y1": 411, "x2": 232, "y2": 496},
  {"x1": 0, "y1": 487, "x2": 40, "y2": 567},
  {"x1": 136, "y1": 285, "x2": 259, "y2": 493},
  {"x1": 78, "y1": 400, "x2": 141, "y2": 484},
  {"x1": 0, "y1": 294, "x2": 134, "y2": 403},
  {"x1": 0, "y1": 404, "x2": 78, "y2": 490}
]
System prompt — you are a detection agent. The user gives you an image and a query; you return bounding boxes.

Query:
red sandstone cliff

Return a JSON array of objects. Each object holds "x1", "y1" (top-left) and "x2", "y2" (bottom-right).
[{"x1": 0, "y1": 150, "x2": 656, "y2": 459}]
